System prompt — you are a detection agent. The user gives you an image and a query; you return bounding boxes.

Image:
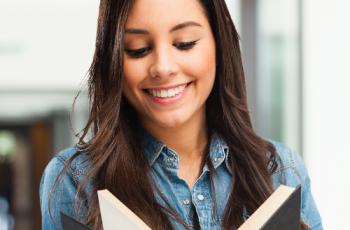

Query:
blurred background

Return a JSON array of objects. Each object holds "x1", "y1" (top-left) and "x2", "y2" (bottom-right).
[{"x1": 0, "y1": 0, "x2": 349, "y2": 229}]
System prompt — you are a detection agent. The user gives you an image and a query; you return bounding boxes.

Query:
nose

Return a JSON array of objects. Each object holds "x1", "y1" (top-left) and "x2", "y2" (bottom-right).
[{"x1": 149, "y1": 46, "x2": 179, "y2": 79}]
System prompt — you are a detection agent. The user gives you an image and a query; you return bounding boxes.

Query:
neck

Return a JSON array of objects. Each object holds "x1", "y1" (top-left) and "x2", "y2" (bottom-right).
[{"x1": 140, "y1": 108, "x2": 208, "y2": 160}]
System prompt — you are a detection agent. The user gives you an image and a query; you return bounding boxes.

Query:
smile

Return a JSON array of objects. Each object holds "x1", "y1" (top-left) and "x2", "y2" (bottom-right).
[{"x1": 146, "y1": 83, "x2": 190, "y2": 98}]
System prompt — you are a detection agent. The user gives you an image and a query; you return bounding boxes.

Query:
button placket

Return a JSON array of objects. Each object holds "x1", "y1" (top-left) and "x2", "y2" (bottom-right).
[{"x1": 183, "y1": 199, "x2": 190, "y2": 205}]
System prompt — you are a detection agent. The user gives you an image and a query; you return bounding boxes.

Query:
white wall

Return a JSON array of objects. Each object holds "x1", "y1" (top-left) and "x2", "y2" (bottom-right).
[
  {"x1": 0, "y1": 0, "x2": 99, "y2": 90},
  {"x1": 226, "y1": 0, "x2": 241, "y2": 35},
  {"x1": 303, "y1": 1, "x2": 350, "y2": 229}
]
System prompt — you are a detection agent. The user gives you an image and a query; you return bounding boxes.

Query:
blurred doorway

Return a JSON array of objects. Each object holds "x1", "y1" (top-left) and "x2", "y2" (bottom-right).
[{"x1": 0, "y1": 122, "x2": 52, "y2": 230}]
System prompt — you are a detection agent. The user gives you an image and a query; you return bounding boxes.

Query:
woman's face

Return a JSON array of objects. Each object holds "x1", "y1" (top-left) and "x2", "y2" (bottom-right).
[{"x1": 123, "y1": 0, "x2": 216, "y2": 128}]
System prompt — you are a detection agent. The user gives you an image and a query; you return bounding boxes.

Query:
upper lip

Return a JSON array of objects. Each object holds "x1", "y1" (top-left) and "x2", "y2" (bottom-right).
[{"x1": 144, "y1": 82, "x2": 190, "y2": 91}]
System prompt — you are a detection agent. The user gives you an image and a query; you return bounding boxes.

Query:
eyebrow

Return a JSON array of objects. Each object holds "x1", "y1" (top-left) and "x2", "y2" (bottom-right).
[
  {"x1": 169, "y1": 21, "x2": 202, "y2": 32},
  {"x1": 125, "y1": 21, "x2": 202, "y2": 34}
]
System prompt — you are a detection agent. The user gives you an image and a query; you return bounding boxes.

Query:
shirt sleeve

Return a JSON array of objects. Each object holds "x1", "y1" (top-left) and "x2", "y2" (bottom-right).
[
  {"x1": 39, "y1": 157, "x2": 80, "y2": 230},
  {"x1": 292, "y1": 149, "x2": 324, "y2": 230}
]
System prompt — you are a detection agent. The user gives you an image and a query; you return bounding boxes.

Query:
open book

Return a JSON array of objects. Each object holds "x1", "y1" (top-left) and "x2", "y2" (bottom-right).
[
  {"x1": 239, "y1": 185, "x2": 301, "y2": 230},
  {"x1": 60, "y1": 185, "x2": 301, "y2": 230}
]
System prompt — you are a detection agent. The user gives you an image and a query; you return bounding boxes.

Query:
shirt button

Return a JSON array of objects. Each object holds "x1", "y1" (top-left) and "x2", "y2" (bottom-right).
[
  {"x1": 197, "y1": 195, "x2": 204, "y2": 201},
  {"x1": 183, "y1": 199, "x2": 190, "y2": 205},
  {"x1": 214, "y1": 157, "x2": 221, "y2": 162},
  {"x1": 167, "y1": 156, "x2": 175, "y2": 163}
]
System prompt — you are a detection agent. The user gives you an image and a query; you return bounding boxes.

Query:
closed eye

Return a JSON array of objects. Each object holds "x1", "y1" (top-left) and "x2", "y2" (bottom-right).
[
  {"x1": 174, "y1": 40, "x2": 197, "y2": 51},
  {"x1": 124, "y1": 40, "x2": 197, "y2": 58},
  {"x1": 125, "y1": 47, "x2": 151, "y2": 58}
]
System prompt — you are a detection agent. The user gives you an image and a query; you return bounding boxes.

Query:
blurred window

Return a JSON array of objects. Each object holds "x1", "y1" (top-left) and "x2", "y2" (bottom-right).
[{"x1": 256, "y1": 0, "x2": 301, "y2": 153}]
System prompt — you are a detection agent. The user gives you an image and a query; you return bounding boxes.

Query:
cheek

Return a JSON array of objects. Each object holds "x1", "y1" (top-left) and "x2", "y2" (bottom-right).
[
  {"x1": 197, "y1": 46, "x2": 216, "y2": 78},
  {"x1": 122, "y1": 61, "x2": 147, "y2": 115},
  {"x1": 122, "y1": 65, "x2": 148, "y2": 118},
  {"x1": 123, "y1": 60, "x2": 145, "y2": 96},
  {"x1": 183, "y1": 40, "x2": 216, "y2": 85}
]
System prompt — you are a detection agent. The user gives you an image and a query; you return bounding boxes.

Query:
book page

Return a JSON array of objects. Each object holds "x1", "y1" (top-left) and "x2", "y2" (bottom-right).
[{"x1": 98, "y1": 190, "x2": 152, "y2": 230}]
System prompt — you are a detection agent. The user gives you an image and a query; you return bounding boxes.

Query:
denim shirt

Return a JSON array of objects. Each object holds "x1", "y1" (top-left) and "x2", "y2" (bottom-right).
[{"x1": 40, "y1": 131, "x2": 323, "y2": 230}]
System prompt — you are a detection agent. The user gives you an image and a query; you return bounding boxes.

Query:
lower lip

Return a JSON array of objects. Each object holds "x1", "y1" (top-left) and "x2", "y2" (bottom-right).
[{"x1": 145, "y1": 82, "x2": 192, "y2": 105}]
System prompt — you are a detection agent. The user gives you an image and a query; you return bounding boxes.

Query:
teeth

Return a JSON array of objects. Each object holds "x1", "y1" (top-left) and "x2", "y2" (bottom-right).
[
  {"x1": 168, "y1": 88, "x2": 175, "y2": 97},
  {"x1": 161, "y1": 90, "x2": 167, "y2": 98},
  {"x1": 147, "y1": 83, "x2": 188, "y2": 98}
]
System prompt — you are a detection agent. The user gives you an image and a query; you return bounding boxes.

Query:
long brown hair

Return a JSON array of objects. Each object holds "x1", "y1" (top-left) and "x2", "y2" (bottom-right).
[{"x1": 49, "y1": 0, "x2": 310, "y2": 229}]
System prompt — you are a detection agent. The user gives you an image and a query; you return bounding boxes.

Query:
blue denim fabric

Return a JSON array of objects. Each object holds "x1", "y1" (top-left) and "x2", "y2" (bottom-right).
[{"x1": 40, "y1": 130, "x2": 323, "y2": 230}]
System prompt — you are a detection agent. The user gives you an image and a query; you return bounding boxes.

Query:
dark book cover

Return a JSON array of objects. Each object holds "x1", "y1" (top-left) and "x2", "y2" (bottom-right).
[
  {"x1": 60, "y1": 211, "x2": 94, "y2": 230},
  {"x1": 260, "y1": 185, "x2": 301, "y2": 230}
]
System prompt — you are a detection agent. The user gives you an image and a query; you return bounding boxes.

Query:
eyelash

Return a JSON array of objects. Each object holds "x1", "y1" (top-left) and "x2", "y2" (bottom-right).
[
  {"x1": 125, "y1": 40, "x2": 197, "y2": 58},
  {"x1": 174, "y1": 40, "x2": 197, "y2": 51}
]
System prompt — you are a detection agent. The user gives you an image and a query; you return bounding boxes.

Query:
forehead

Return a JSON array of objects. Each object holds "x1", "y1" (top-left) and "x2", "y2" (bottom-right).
[{"x1": 126, "y1": 0, "x2": 207, "y2": 29}]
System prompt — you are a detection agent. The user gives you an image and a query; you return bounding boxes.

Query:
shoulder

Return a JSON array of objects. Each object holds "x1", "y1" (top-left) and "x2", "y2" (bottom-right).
[
  {"x1": 266, "y1": 139, "x2": 307, "y2": 188},
  {"x1": 40, "y1": 145, "x2": 91, "y2": 196},
  {"x1": 40, "y1": 146, "x2": 91, "y2": 229},
  {"x1": 267, "y1": 139, "x2": 305, "y2": 180},
  {"x1": 56, "y1": 146, "x2": 91, "y2": 180},
  {"x1": 267, "y1": 139, "x2": 300, "y2": 173}
]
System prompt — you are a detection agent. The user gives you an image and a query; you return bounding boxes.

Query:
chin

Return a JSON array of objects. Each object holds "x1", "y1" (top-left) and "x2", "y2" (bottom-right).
[{"x1": 150, "y1": 114, "x2": 190, "y2": 128}]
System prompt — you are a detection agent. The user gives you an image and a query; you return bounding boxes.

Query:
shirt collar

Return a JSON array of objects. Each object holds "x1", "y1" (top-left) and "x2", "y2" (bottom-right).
[{"x1": 139, "y1": 127, "x2": 232, "y2": 174}]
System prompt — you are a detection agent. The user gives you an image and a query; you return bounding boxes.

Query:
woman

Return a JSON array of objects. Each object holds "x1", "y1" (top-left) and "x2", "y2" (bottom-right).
[{"x1": 40, "y1": 0, "x2": 323, "y2": 229}]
